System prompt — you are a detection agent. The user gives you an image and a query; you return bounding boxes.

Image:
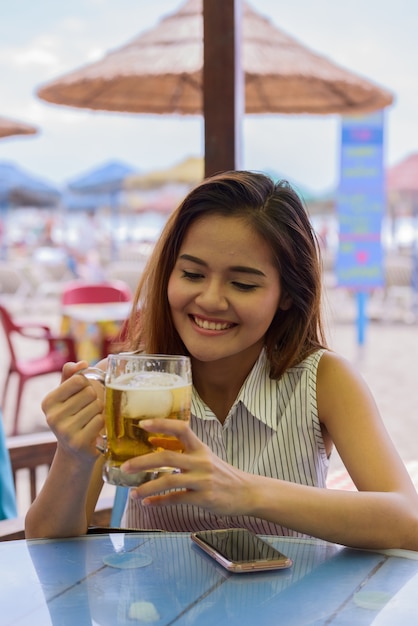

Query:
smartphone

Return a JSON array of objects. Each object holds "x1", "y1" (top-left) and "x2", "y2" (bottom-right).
[{"x1": 191, "y1": 528, "x2": 293, "y2": 573}]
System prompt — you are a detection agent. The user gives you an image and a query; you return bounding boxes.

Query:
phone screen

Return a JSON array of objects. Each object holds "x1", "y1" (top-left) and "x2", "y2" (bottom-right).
[{"x1": 191, "y1": 529, "x2": 292, "y2": 572}]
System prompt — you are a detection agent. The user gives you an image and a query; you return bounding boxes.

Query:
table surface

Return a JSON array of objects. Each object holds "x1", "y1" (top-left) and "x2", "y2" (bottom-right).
[{"x1": 1, "y1": 532, "x2": 418, "y2": 626}]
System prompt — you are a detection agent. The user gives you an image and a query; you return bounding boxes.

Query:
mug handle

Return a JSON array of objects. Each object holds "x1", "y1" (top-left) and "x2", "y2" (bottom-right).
[{"x1": 79, "y1": 367, "x2": 106, "y2": 384}]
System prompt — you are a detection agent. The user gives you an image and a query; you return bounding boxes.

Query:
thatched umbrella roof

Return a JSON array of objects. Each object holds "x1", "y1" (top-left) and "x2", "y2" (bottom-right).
[
  {"x1": 36, "y1": 0, "x2": 393, "y2": 116},
  {"x1": 0, "y1": 115, "x2": 37, "y2": 139},
  {"x1": 125, "y1": 156, "x2": 203, "y2": 190}
]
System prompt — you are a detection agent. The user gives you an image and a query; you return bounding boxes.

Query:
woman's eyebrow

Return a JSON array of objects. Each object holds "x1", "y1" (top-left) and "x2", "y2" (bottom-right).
[
  {"x1": 179, "y1": 254, "x2": 206, "y2": 266},
  {"x1": 179, "y1": 254, "x2": 266, "y2": 277},
  {"x1": 231, "y1": 265, "x2": 266, "y2": 277}
]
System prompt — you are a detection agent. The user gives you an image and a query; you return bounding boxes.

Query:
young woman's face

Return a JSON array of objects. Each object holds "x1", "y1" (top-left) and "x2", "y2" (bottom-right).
[{"x1": 167, "y1": 214, "x2": 283, "y2": 365}]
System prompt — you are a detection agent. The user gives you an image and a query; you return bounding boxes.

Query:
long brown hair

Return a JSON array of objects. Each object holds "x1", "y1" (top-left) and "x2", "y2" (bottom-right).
[{"x1": 126, "y1": 170, "x2": 327, "y2": 379}]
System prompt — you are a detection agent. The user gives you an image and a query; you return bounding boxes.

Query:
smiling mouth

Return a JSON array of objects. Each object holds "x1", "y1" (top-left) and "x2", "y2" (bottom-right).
[{"x1": 192, "y1": 316, "x2": 235, "y2": 331}]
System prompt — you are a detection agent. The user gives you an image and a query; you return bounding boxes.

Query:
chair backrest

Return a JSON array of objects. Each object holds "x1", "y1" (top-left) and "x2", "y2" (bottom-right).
[
  {"x1": 0, "y1": 430, "x2": 120, "y2": 540},
  {"x1": 0, "y1": 305, "x2": 19, "y2": 365},
  {"x1": 61, "y1": 280, "x2": 132, "y2": 305},
  {"x1": 0, "y1": 431, "x2": 57, "y2": 541},
  {"x1": 7, "y1": 432, "x2": 57, "y2": 505}
]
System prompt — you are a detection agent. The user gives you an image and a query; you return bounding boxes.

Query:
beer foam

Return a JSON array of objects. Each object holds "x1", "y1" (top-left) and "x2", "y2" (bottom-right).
[
  {"x1": 115, "y1": 371, "x2": 184, "y2": 389},
  {"x1": 122, "y1": 387, "x2": 173, "y2": 418},
  {"x1": 112, "y1": 371, "x2": 188, "y2": 419}
]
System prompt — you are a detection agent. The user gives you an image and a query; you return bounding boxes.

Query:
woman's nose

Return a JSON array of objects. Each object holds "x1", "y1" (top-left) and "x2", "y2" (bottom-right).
[{"x1": 195, "y1": 280, "x2": 228, "y2": 310}]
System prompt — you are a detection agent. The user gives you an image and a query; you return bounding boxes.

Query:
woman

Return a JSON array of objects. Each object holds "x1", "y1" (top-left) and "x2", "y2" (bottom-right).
[{"x1": 25, "y1": 171, "x2": 418, "y2": 549}]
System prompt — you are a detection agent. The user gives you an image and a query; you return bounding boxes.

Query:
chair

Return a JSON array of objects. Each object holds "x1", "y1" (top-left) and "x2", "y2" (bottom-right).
[
  {"x1": 0, "y1": 305, "x2": 77, "y2": 436},
  {"x1": 0, "y1": 431, "x2": 57, "y2": 540},
  {"x1": 0, "y1": 431, "x2": 119, "y2": 541},
  {"x1": 61, "y1": 280, "x2": 132, "y2": 305}
]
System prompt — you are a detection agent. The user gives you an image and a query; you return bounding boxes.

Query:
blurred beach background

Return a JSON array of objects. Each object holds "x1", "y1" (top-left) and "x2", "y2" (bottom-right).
[{"x1": 1, "y1": 1, "x2": 418, "y2": 514}]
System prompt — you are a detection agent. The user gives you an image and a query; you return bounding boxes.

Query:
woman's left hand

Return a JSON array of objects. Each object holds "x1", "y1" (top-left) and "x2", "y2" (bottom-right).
[{"x1": 121, "y1": 418, "x2": 251, "y2": 516}]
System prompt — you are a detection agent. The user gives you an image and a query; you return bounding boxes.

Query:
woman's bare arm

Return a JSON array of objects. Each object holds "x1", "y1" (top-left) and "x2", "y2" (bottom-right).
[{"x1": 25, "y1": 362, "x2": 105, "y2": 538}]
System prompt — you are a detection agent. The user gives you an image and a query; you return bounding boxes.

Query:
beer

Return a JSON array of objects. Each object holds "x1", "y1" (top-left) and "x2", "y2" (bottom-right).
[{"x1": 103, "y1": 371, "x2": 192, "y2": 486}]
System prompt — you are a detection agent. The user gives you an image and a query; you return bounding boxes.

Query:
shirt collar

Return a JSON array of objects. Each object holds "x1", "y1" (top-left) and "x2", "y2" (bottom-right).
[
  {"x1": 191, "y1": 349, "x2": 279, "y2": 429},
  {"x1": 235, "y1": 349, "x2": 279, "y2": 430}
]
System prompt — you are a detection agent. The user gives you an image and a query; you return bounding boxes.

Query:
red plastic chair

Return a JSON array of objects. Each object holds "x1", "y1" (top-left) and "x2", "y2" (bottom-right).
[
  {"x1": 0, "y1": 305, "x2": 77, "y2": 436},
  {"x1": 61, "y1": 280, "x2": 132, "y2": 305}
]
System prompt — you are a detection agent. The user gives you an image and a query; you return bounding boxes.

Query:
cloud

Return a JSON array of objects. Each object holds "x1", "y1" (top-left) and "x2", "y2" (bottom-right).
[
  {"x1": 2, "y1": 34, "x2": 62, "y2": 71},
  {"x1": 14, "y1": 47, "x2": 59, "y2": 69}
]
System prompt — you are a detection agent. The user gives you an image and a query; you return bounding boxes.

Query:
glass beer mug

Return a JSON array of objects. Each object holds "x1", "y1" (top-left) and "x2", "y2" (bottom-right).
[{"x1": 84, "y1": 354, "x2": 192, "y2": 486}]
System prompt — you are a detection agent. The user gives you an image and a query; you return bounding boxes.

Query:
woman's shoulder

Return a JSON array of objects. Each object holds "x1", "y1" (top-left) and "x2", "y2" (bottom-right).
[
  {"x1": 316, "y1": 349, "x2": 373, "y2": 415},
  {"x1": 292, "y1": 349, "x2": 361, "y2": 387},
  {"x1": 317, "y1": 348, "x2": 360, "y2": 377}
]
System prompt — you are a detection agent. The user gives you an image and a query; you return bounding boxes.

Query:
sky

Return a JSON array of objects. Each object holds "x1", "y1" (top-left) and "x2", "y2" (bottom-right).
[{"x1": 1, "y1": 0, "x2": 418, "y2": 194}]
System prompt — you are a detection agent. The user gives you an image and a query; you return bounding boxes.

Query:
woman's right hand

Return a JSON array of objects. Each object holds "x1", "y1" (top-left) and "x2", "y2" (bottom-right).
[{"x1": 41, "y1": 361, "x2": 105, "y2": 463}]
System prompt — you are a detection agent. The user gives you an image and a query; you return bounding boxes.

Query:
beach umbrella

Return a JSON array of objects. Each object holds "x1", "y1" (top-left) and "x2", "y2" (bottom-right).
[
  {"x1": 62, "y1": 191, "x2": 115, "y2": 212},
  {"x1": 37, "y1": 0, "x2": 393, "y2": 117},
  {"x1": 0, "y1": 161, "x2": 60, "y2": 208},
  {"x1": 0, "y1": 122, "x2": 41, "y2": 259},
  {"x1": 64, "y1": 159, "x2": 138, "y2": 216},
  {"x1": 36, "y1": 0, "x2": 393, "y2": 183},
  {"x1": 67, "y1": 160, "x2": 137, "y2": 195},
  {"x1": 64, "y1": 160, "x2": 138, "y2": 259},
  {"x1": 0, "y1": 161, "x2": 61, "y2": 259},
  {"x1": 125, "y1": 156, "x2": 204, "y2": 190},
  {"x1": 0, "y1": 115, "x2": 37, "y2": 140}
]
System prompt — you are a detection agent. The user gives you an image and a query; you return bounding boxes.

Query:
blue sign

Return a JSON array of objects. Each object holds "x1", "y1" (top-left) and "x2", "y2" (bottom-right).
[{"x1": 335, "y1": 111, "x2": 385, "y2": 290}]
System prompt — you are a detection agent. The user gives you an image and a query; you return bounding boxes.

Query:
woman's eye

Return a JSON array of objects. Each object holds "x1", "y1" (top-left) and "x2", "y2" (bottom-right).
[
  {"x1": 182, "y1": 270, "x2": 204, "y2": 281},
  {"x1": 232, "y1": 282, "x2": 258, "y2": 292}
]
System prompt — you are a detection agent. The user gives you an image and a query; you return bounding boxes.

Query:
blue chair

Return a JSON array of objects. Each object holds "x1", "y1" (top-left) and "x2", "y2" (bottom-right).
[{"x1": 0, "y1": 411, "x2": 17, "y2": 520}]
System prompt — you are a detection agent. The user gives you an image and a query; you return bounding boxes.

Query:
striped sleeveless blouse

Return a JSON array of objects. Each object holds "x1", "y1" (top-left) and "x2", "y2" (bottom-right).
[{"x1": 123, "y1": 348, "x2": 328, "y2": 536}]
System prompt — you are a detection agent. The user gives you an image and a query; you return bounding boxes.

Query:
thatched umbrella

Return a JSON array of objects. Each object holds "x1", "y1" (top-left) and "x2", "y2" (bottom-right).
[
  {"x1": 0, "y1": 115, "x2": 37, "y2": 140},
  {"x1": 37, "y1": 0, "x2": 393, "y2": 116},
  {"x1": 125, "y1": 156, "x2": 204, "y2": 190}
]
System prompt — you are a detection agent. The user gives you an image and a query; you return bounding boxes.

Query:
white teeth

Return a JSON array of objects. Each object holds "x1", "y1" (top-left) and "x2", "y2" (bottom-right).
[{"x1": 194, "y1": 317, "x2": 231, "y2": 331}]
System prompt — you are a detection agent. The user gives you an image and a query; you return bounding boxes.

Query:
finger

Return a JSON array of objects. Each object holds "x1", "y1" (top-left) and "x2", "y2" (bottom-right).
[
  {"x1": 140, "y1": 419, "x2": 201, "y2": 452},
  {"x1": 131, "y1": 471, "x2": 209, "y2": 509},
  {"x1": 61, "y1": 360, "x2": 89, "y2": 383},
  {"x1": 121, "y1": 449, "x2": 190, "y2": 476},
  {"x1": 61, "y1": 365, "x2": 105, "y2": 405},
  {"x1": 140, "y1": 491, "x2": 195, "y2": 508},
  {"x1": 130, "y1": 470, "x2": 192, "y2": 502},
  {"x1": 42, "y1": 375, "x2": 94, "y2": 415},
  {"x1": 43, "y1": 377, "x2": 104, "y2": 436},
  {"x1": 67, "y1": 398, "x2": 105, "y2": 430}
]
